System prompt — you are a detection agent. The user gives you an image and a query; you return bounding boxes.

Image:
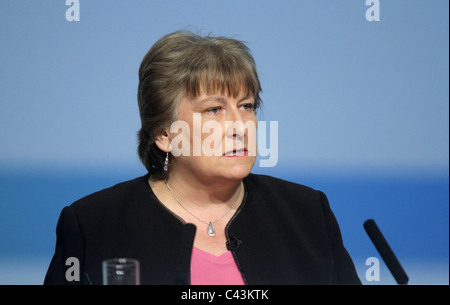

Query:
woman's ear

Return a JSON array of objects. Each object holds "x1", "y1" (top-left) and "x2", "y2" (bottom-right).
[{"x1": 154, "y1": 129, "x2": 171, "y2": 153}]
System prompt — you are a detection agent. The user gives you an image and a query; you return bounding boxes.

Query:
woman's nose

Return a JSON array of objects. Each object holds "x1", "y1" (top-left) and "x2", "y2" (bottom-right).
[{"x1": 225, "y1": 109, "x2": 246, "y2": 139}]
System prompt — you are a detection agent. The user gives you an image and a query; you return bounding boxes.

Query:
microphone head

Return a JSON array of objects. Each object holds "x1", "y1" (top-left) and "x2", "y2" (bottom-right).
[{"x1": 364, "y1": 219, "x2": 409, "y2": 285}]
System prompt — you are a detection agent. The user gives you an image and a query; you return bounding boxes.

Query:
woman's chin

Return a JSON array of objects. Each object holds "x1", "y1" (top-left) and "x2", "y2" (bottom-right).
[{"x1": 220, "y1": 162, "x2": 254, "y2": 180}]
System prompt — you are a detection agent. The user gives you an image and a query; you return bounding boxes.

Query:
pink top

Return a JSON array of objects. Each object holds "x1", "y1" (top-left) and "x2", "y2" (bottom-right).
[{"x1": 190, "y1": 247, "x2": 245, "y2": 285}]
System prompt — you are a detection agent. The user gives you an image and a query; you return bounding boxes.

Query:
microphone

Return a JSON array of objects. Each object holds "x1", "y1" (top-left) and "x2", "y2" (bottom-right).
[
  {"x1": 364, "y1": 219, "x2": 409, "y2": 285},
  {"x1": 226, "y1": 234, "x2": 242, "y2": 251}
]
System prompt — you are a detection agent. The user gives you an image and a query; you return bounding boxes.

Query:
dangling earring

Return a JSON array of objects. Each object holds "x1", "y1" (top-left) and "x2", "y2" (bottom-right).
[{"x1": 163, "y1": 152, "x2": 169, "y2": 172}]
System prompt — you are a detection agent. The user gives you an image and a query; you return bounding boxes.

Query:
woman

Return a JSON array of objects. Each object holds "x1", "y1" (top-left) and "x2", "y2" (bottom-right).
[{"x1": 44, "y1": 30, "x2": 361, "y2": 285}]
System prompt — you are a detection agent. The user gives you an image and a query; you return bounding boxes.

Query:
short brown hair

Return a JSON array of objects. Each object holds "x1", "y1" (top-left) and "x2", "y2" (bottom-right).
[{"x1": 137, "y1": 30, "x2": 262, "y2": 179}]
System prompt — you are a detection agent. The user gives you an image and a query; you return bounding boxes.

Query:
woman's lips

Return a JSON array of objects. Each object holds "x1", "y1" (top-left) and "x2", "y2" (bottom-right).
[{"x1": 223, "y1": 148, "x2": 248, "y2": 157}]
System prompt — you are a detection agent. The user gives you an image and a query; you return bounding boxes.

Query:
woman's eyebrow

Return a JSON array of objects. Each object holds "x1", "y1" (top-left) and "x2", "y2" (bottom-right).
[
  {"x1": 198, "y1": 96, "x2": 227, "y2": 104},
  {"x1": 198, "y1": 95, "x2": 252, "y2": 104}
]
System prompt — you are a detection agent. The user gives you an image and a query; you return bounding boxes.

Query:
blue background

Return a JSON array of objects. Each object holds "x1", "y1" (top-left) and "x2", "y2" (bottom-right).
[{"x1": 0, "y1": 1, "x2": 448, "y2": 284}]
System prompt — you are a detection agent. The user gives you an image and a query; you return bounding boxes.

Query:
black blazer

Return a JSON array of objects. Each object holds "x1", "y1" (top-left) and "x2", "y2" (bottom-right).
[{"x1": 44, "y1": 173, "x2": 361, "y2": 285}]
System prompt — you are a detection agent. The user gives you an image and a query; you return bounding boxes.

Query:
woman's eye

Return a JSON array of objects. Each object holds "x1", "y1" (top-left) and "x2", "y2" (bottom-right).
[
  {"x1": 241, "y1": 103, "x2": 254, "y2": 111},
  {"x1": 206, "y1": 107, "x2": 221, "y2": 114}
]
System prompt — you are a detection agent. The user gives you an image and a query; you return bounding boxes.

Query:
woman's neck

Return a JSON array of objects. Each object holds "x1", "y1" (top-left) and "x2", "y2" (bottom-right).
[{"x1": 165, "y1": 170, "x2": 243, "y2": 209}]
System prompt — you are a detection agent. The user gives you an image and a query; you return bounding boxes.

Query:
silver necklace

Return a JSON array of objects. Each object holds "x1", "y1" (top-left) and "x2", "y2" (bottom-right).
[{"x1": 164, "y1": 179, "x2": 241, "y2": 237}]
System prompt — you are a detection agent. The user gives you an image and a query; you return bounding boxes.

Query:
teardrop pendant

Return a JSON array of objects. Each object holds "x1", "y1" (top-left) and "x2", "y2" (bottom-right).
[{"x1": 207, "y1": 221, "x2": 216, "y2": 237}]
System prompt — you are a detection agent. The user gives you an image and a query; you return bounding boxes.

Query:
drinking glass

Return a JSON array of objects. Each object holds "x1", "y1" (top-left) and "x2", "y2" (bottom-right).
[{"x1": 102, "y1": 258, "x2": 140, "y2": 285}]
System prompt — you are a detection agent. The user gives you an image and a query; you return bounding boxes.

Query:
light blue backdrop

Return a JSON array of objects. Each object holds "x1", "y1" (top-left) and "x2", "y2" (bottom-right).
[{"x1": 0, "y1": 1, "x2": 448, "y2": 284}]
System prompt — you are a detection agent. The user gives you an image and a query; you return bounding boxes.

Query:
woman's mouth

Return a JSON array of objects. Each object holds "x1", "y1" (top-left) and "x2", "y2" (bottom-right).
[{"x1": 223, "y1": 148, "x2": 247, "y2": 157}]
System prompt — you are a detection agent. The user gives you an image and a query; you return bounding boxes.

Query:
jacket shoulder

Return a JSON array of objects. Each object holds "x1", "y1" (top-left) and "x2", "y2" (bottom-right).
[
  {"x1": 69, "y1": 175, "x2": 149, "y2": 215},
  {"x1": 245, "y1": 173, "x2": 319, "y2": 197},
  {"x1": 244, "y1": 173, "x2": 327, "y2": 219}
]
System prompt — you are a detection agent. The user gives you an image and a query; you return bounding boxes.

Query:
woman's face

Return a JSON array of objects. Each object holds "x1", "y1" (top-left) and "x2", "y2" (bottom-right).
[{"x1": 168, "y1": 89, "x2": 257, "y2": 182}]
